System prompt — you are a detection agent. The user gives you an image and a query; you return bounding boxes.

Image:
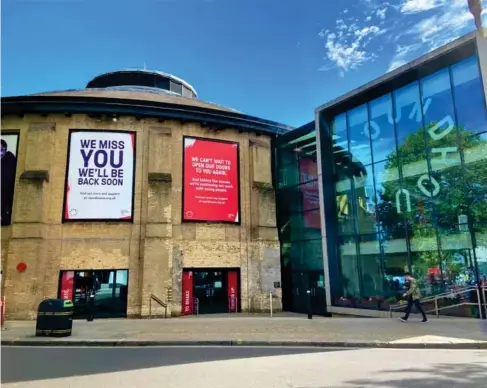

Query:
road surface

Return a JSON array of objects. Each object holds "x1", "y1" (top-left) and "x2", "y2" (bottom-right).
[{"x1": 2, "y1": 346, "x2": 487, "y2": 387}]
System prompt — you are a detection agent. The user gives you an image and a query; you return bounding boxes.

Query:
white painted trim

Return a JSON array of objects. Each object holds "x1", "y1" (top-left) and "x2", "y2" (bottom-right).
[{"x1": 315, "y1": 111, "x2": 332, "y2": 308}]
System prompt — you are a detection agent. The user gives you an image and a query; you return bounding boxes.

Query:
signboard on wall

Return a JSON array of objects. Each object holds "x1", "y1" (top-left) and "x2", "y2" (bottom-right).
[
  {"x1": 299, "y1": 158, "x2": 321, "y2": 229},
  {"x1": 60, "y1": 271, "x2": 75, "y2": 300},
  {"x1": 1, "y1": 133, "x2": 19, "y2": 226},
  {"x1": 182, "y1": 137, "x2": 240, "y2": 223},
  {"x1": 181, "y1": 271, "x2": 194, "y2": 315},
  {"x1": 63, "y1": 130, "x2": 136, "y2": 221}
]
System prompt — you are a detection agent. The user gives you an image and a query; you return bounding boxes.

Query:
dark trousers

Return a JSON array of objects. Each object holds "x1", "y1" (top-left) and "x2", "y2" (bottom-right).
[
  {"x1": 404, "y1": 296, "x2": 427, "y2": 320},
  {"x1": 87, "y1": 298, "x2": 95, "y2": 321}
]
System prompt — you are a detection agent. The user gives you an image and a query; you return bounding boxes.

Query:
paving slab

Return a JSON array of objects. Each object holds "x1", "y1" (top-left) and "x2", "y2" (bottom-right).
[{"x1": 2, "y1": 314, "x2": 487, "y2": 349}]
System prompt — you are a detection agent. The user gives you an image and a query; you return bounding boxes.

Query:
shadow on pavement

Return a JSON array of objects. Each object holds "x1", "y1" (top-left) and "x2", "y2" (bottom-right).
[
  {"x1": 320, "y1": 361, "x2": 487, "y2": 388},
  {"x1": 1, "y1": 346, "x2": 348, "y2": 384}
]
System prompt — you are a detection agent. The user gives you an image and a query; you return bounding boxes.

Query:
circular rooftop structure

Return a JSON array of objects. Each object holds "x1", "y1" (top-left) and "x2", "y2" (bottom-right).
[
  {"x1": 86, "y1": 69, "x2": 198, "y2": 99},
  {"x1": 2, "y1": 68, "x2": 295, "y2": 135}
]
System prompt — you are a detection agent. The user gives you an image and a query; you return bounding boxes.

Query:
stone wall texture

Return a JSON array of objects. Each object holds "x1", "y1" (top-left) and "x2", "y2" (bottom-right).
[{"x1": 0, "y1": 113, "x2": 281, "y2": 319}]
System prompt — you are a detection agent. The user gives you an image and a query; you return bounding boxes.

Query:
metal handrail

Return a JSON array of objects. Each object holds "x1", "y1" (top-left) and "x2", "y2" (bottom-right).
[
  {"x1": 389, "y1": 286, "x2": 476, "y2": 309},
  {"x1": 389, "y1": 286, "x2": 482, "y2": 319},
  {"x1": 193, "y1": 297, "x2": 199, "y2": 315},
  {"x1": 228, "y1": 296, "x2": 238, "y2": 313},
  {"x1": 149, "y1": 294, "x2": 167, "y2": 319},
  {"x1": 421, "y1": 286, "x2": 477, "y2": 303},
  {"x1": 483, "y1": 285, "x2": 487, "y2": 319}
]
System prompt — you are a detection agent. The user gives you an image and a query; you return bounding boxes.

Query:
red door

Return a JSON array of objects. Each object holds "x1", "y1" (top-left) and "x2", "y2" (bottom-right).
[
  {"x1": 227, "y1": 271, "x2": 238, "y2": 312},
  {"x1": 181, "y1": 271, "x2": 194, "y2": 315}
]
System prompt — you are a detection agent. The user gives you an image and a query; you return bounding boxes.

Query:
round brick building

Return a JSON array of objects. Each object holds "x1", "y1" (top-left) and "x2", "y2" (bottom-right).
[{"x1": 0, "y1": 69, "x2": 291, "y2": 320}]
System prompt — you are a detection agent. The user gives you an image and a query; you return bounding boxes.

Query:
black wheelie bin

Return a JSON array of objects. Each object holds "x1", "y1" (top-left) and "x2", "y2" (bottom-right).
[{"x1": 35, "y1": 298, "x2": 74, "y2": 337}]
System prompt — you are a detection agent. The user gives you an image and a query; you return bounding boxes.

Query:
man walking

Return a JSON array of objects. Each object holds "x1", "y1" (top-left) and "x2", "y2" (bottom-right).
[{"x1": 399, "y1": 272, "x2": 428, "y2": 323}]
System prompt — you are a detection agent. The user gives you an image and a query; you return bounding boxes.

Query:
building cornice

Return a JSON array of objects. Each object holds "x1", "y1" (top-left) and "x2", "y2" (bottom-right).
[{"x1": 1, "y1": 95, "x2": 293, "y2": 136}]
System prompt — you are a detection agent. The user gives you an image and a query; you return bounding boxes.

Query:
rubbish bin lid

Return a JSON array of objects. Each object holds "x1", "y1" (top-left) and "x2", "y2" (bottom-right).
[
  {"x1": 63, "y1": 300, "x2": 73, "y2": 308},
  {"x1": 38, "y1": 298, "x2": 74, "y2": 311}
]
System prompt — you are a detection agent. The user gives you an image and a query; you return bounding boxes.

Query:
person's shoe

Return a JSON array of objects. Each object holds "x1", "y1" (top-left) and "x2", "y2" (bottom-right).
[
  {"x1": 398, "y1": 317, "x2": 407, "y2": 322},
  {"x1": 421, "y1": 318, "x2": 428, "y2": 323}
]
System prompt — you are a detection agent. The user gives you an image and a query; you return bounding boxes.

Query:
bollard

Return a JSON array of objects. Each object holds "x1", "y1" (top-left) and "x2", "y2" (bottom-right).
[
  {"x1": 87, "y1": 290, "x2": 95, "y2": 322},
  {"x1": 269, "y1": 291, "x2": 273, "y2": 318},
  {"x1": 307, "y1": 289, "x2": 312, "y2": 319}
]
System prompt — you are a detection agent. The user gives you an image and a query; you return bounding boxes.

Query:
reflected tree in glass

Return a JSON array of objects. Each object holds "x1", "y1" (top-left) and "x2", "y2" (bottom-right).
[{"x1": 376, "y1": 124, "x2": 487, "y2": 283}]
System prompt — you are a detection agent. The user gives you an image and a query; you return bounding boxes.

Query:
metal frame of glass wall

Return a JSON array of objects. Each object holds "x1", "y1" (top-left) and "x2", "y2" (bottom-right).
[
  {"x1": 317, "y1": 39, "x2": 487, "y2": 318},
  {"x1": 273, "y1": 122, "x2": 328, "y2": 315}
]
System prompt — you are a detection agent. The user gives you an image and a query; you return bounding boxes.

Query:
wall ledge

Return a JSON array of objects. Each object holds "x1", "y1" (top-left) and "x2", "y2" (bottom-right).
[
  {"x1": 29, "y1": 122, "x2": 56, "y2": 131},
  {"x1": 148, "y1": 172, "x2": 172, "y2": 182},
  {"x1": 253, "y1": 181, "x2": 274, "y2": 191},
  {"x1": 19, "y1": 170, "x2": 49, "y2": 182}
]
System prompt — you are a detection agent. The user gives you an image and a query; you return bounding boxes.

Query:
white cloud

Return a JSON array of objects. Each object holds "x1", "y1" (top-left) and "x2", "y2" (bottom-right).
[
  {"x1": 387, "y1": 42, "x2": 422, "y2": 71},
  {"x1": 388, "y1": 58, "x2": 408, "y2": 71},
  {"x1": 387, "y1": 0, "x2": 474, "y2": 70},
  {"x1": 319, "y1": 18, "x2": 386, "y2": 73},
  {"x1": 319, "y1": 0, "x2": 478, "y2": 75},
  {"x1": 318, "y1": 2, "x2": 394, "y2": 74},
  {"x1": 376, "y1": 7, "x2": 388, "y2": 19},
  {"x1": 404, "y1": 1, "x2": 473, "y2": 49},
  {"x1": 399, "y1": 0, "x2": 440, "y2": 14}
]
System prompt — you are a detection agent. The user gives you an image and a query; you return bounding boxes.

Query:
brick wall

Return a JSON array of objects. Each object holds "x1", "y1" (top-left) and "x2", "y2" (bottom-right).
[{"x1": 0, "y1": 113, "x2": 281, "y2": 319}]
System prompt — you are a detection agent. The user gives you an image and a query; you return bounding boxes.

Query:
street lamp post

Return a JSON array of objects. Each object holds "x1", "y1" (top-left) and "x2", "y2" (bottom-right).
[{"x1": 468, "y1": 0, "x2": 483, "y2": 30}]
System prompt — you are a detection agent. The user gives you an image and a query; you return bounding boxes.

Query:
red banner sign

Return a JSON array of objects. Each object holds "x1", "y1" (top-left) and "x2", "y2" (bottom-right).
[
  {"x1": 60, "y1": 271, "x2": 75, "y2": 300},
  {"x1": 299, "y1": 158, "x2": 321, "y2": 229},
  {"x1": 227, "y1": 271, "x2": 238, "y2": 312},
  {"x1": 183, "y1": 137, "x2": 239, "y2": 223},
  {"x1": 1, "y1": 297, "x2": 6, "y2": 328},
  {"x1": 181, "y1": 271, "x2": 194, "y2": 315}
]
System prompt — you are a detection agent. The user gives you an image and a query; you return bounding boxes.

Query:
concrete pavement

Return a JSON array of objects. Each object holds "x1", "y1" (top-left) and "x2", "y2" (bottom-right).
[
  {"x1": 2, "y1": 346, "x2": 487, "y2": 387},
  {"x1": 2, "y1": 314, "x2": 487, "y2": 349}
]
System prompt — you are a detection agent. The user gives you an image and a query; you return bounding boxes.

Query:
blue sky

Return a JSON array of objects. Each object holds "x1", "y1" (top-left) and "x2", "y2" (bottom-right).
[{"x1": 1, "y1": 0, "x2": 483, "y2": 127}]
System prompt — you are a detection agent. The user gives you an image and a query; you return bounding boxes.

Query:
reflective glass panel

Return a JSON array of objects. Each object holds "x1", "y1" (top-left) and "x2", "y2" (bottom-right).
[
  {"x1": 348, "y1": 105, "x2": 372, "y2": 166},
  {"x1": 369, "y1": 93, "x2": 396, "y2": 163},
  {"x1": 393, "y1": 81, "x2": 425, "y2": 154},
  {"x1": 332, "y1": 113, "x2": 348, "y2": 152},
  {"x1": 336, "y1": 176, "x2": 355, "y2": 235},
  {"x1": 335, "y1": 236, "x2": 360, "y2": 304},
  {"x1": 353, "y1": 164, "x2": 376, "y2": 234},
  {"x1": 451, "y1": 56, "x2": 487, "y2": 136}
]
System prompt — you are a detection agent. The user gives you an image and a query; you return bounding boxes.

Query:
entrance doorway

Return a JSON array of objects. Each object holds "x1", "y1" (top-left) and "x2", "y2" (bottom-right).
[
  {"x1": 181, "y1": 268, "x2": 240, "y2": 315},
  {"x1": 290, "y1": 270, "x2": 327, "y2": 315},
  {"x1": 58, "y1": 269, "x2": 129, "y2": 319}
]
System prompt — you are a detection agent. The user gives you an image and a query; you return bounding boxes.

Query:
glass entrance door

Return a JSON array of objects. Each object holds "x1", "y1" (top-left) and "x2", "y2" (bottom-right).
[
  {"x1": 193, "y1": 270, "x2": 227, "y2": 314},
  {"x1": 60, "y1": 269, "x2": 128, "y2": 319},
  {"x1": 292, "y1": 272, "x2": 309, "y2": 314},
  {"x1": 309, "y1": 271, "x2": 326, "y2": 315},
  {"x1": 291, "y1": 270, "x2": 327, "y2": 315}
]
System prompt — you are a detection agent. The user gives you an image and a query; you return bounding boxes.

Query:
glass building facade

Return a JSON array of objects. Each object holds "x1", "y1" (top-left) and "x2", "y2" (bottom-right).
[
  {"x1": 274, "y1": 122, "x2": 327, "y2": 314},
  {"x1": 276, "y1": 33, "x2": 487, "y2": 318}
]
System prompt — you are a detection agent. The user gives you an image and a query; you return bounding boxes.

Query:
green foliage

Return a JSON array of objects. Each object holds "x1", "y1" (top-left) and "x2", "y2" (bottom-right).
[
  {"x1": 376, "y1": 125, "x2": 487, "y2": 239},
  {"x1": 374, "y1": 124, "x2": 487, "y2": 280}
]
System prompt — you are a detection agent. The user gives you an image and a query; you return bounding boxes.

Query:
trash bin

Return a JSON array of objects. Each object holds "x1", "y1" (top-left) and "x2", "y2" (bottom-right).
[{"x1": 35, "y1": 299, "x2": 74, "y2": 337}]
